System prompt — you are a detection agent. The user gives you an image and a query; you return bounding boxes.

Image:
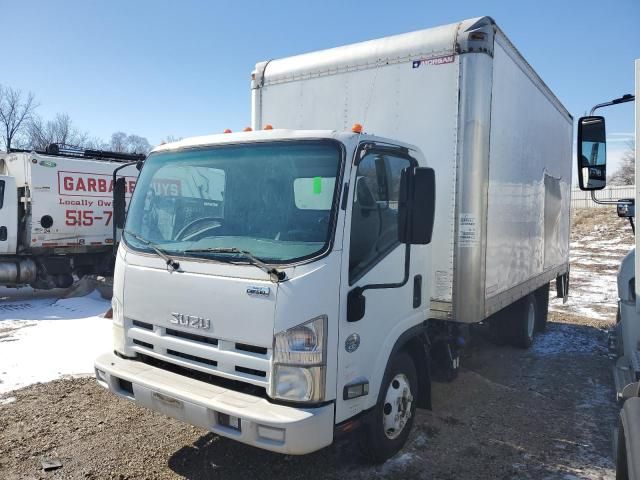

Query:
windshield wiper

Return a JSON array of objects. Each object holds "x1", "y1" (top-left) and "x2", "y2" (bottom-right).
[
  {"x1": 124, "y1": 230, "x2": 180, "y2": 271},
  {"x1": 184, "y1": 247, "x2": 286, "y2": 282}
]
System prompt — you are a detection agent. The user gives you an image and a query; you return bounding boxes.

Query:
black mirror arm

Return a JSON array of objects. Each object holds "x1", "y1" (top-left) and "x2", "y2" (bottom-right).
[
  {"x1": 112, "y1": 160, "x2": 139, "y2": 254},
  {"x1": 356, "y1": 242, "x2": 412, "y2": 297},
  {"x1": 347, "y1": 243, "x2": 411, "y2": 323},
  {"x1": 589, "y1": 94, "x2": 635, "y2": 115},
  {"x1": 590, "y1": 190, "x2": 632, "y2": 206}
]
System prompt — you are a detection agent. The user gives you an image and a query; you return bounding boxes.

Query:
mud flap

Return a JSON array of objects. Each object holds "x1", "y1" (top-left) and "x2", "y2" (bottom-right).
[{"x1": 556, "y1": 273, "x2": 569, "y2": 303}]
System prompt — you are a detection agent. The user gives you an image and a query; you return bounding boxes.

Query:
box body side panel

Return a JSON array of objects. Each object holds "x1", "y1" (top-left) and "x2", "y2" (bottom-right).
[{"x1": 484, "y1": 39, "x2": 572, "y2": 313}]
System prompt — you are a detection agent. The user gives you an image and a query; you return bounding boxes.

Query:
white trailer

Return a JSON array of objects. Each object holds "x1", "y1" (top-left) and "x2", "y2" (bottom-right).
[
  {"x1": 0, "y1": 147, "x2": 140, "y2": 288},
  {"x1": 95, "y1": 17, "x2": 572, "y2": 462}
]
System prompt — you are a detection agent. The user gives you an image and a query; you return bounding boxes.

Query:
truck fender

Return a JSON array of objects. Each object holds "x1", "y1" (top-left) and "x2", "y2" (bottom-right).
[
  {"x1": 382, "y1": 322, "x2": 432, "y2": 410},
  {"x1": 618, "y1": 397, "x2": 640, "y2": 480}
]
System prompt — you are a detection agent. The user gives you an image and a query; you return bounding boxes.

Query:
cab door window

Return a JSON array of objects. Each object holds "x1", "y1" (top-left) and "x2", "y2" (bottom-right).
[{"x1": 349, "y1": 152, "x2": 412, "y2": 283}]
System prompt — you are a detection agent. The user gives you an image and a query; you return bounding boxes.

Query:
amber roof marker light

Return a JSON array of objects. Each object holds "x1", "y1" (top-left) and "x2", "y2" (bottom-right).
[
  {"x1": 264, "y1": 124, "x2": 274, "y2": 130},
  {"x1": 351, "y1": 123, "x2": 363, "y2": 134},
  {"x1": 223, "y1": 129, "x2": 232, "y2": 134}
]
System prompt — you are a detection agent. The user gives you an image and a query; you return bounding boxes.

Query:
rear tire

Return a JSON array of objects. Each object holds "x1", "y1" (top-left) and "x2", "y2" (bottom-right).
[
  {"x1": 535, "y1": 283, "x2": 550, "y2": 332},
  {"x1": 513, "y1": 293, "x2": 537, "y2": 349},
  {"x1": 358, "y1": 352, "x2": 418, "y2": 463}
]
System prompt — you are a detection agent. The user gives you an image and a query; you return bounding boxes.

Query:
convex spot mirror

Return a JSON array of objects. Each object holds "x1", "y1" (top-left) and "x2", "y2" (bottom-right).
[
  {"x1": 398, "y1": 167, "x2": 436, "y2": 244},
  {"x1": 577, "y1": 116, "x2": 607, "y2": 191}
]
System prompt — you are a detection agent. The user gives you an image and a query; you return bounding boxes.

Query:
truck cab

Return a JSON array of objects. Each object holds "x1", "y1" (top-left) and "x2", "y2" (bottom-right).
[{"x1": 96, "y1": 128, "x2": 435, "y2": 460}]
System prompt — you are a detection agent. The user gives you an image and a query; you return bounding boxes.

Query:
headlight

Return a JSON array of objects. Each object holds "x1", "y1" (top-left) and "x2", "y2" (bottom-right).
[
  {"x1": 271, "y1": 316, "x2": 327, "y2": 402},
  {"x1": 112, "y1": 297, "x2": 124, "y2": 327}
]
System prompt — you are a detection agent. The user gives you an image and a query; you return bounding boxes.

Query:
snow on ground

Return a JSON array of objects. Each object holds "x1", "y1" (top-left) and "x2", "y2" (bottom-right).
[
  {"x1": 0, "y1": 290, "x2": 111, "y2": 395},
  {"x1": 550, "y1": 209, "x2": 635, "y2": 321}
]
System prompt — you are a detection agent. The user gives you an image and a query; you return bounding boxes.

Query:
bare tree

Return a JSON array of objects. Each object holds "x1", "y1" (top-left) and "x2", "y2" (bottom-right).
[
  {"x1": 109, "y1": 131, "x2": 151, "y2": 154},
  {"x1": 0, "y1": 85, "x2": 38, "y2": 151},
  {"x1": 609, "y1": 140, "x2": 636, "y2": 186},
  {"x1": 27, "y1": 113, "x2": 89, "y2": 151}
]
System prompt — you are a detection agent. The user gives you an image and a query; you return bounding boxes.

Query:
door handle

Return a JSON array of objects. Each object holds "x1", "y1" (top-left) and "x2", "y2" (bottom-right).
[{"x1": 0, "y1": 226, "x2": 6, "y2": 241}]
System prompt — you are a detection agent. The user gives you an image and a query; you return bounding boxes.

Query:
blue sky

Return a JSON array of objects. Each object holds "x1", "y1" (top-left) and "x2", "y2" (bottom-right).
[{"x1": 3, "y1": 0, "x2": 638, "y2": 169}]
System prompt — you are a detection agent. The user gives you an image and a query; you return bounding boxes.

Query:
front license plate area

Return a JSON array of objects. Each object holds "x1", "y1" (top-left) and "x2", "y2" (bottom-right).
[
  {"x1": 217, "y1": 412, "x2": 241, "y2": 431},
  {"x1": 151, "y1": 391, "x2": 185, "y2": 418}
]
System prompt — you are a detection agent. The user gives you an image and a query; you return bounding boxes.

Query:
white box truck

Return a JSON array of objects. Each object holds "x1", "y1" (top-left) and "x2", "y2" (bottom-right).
[
  {"x1": 95, "y1": 17, "x2": 572, "y2": 462},
  {"x1": 0, "y1": 145, "x2": 140, "y2": 289},
  {"x1": 574, "y1": 61, "x2": 639, "y2": 479}
]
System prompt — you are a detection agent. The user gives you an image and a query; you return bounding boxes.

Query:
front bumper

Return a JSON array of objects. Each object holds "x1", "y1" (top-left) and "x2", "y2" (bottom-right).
[{"x1": 94, "y1": 352, "x2": 334, "y2": 455}]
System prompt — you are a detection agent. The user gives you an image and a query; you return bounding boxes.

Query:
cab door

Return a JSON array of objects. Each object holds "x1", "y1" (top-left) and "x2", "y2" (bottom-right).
[
  {"x1": 0, "y1": 176, "x2": 18, "y2": 254},
  {"x1": 336, "y1": 146, "x2": 430, "y2": 423}
]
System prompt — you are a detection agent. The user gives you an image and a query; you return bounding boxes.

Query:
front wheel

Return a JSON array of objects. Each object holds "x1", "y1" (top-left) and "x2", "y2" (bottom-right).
[{"x1": 358, "y1": 352, "x2": 418, "y2": 463}]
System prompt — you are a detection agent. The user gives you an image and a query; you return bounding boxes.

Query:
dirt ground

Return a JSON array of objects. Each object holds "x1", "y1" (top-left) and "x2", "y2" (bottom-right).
[{"x1": 0, "y1": 208, "x2": 629, "y2": 479}]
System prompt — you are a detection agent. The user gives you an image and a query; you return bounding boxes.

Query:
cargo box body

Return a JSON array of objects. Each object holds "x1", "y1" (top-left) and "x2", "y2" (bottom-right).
[
  {"x1": 1, "y1": 152, "x2": 137, "y2": 251},
  {"x1": 251, "y1": 16, "x2": 572, "y2": 323}
]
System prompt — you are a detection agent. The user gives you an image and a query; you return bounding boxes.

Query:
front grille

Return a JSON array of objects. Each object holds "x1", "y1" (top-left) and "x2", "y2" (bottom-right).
[
  {"x1": 235, "y1": 366, "x2": 267, "y2": 378},
  {"x1": 167, "y1": 349, "x2": 217, "y2": 367},
  {"x1": 127, "y1": 318, "x2": 272, "y2": 388},
  {"x1": 132, "y1": 320, "x2": 153, "y2": 330},
  {"x1": 133, "y1": 339, "x2": 154, "y2": 349},
  {"x1": 235, "y1": 343, "x2": 268, "y2": 355},
  {"x1": 166, "y1": 328, "x2": 218, "y2": 346},
  {"x1": 137, "y1": 353, "x2": 268, "y2": 398}
]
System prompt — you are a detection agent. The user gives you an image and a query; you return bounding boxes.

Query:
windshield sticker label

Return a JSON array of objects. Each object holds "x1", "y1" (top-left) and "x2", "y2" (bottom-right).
[
  {"x1": 412, "y1": 54, "x2": 455, "y2": 69},
  {"x1": 313, "y1": 177, "x2": 322, "y2": 194},
  {"x1": 458, "y1": 213, "x2": 478, "y2": 248}
]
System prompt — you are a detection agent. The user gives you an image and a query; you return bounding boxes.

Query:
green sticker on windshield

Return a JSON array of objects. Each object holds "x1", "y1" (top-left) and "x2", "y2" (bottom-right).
[{"x1": 313, "y1": 177, "x2": 322, "y2": 194}]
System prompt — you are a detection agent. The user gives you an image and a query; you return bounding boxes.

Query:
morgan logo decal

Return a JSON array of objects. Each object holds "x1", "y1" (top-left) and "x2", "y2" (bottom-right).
[
  {"x1": 170, "y1": 313, "x2": 211, "y2": 330},
  {"x1": 412, "y1": 54, "x2": 455, "y2": 69}
]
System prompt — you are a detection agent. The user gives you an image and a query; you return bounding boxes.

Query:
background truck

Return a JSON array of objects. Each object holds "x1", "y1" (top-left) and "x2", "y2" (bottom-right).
[
  {"x1": 96, "y1": 17, "x2": 572, "y2": 462},
  {"x1": 575, "y1": 60, "x2": 639, "y2": 480},
  {"x1": 0, "y1": 145, "x2": 140, "y2": 289}
]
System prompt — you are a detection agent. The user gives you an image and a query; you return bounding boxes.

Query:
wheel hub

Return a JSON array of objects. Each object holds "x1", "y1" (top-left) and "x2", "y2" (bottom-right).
[{"x1": 383, "y1": 373, "x2": 413, "y2": 439}]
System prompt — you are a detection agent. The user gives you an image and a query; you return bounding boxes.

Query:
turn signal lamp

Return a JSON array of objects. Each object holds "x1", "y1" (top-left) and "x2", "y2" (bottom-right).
[{"x1": 351, "y1": 123, "x2": 363, "y2": 134}]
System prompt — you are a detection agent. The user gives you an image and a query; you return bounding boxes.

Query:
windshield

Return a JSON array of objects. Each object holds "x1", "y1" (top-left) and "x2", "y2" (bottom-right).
[{"x1": 124, "y1": 140, "x2": 342, "y2": 264}]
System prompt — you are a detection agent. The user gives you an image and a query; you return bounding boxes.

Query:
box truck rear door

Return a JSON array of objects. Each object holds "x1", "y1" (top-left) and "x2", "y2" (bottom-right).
[{"x1": 0, "y1": 176, "x2": 18, "y2": 254}]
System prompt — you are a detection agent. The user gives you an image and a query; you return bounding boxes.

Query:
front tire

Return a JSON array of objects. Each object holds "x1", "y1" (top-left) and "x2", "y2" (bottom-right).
[{"x1": 359, "y1": 352, "x2": 418, "y2": 463}]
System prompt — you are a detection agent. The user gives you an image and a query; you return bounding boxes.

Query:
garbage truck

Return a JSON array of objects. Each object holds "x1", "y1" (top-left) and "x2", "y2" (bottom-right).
[
  {"x1": 574, "y1": 60, "x2": 640, "y2": 479},
  {"x1": 0, "y1": 145, "x2": 141, "y2": 289},
  {"x1": 95, "y1": 17, "x2": 572, "y2": 462}
]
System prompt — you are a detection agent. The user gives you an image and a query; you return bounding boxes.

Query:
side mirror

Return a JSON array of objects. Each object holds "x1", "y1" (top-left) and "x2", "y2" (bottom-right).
[
  {"x1": 113, "y1": 177, "x2": 127, "y2": 229},
  {"x1": 398, "y1": 167, "x2": 436, "y2": 244},
  {"x1": 577, "y1": 116, "x2": 607, "y2": 191},
  {"x1": 618, "y1": 199, "x2": 635, "y2": 218},
  {"x1": 347, "y1": 287, "x2": 366, "y2": 322}
]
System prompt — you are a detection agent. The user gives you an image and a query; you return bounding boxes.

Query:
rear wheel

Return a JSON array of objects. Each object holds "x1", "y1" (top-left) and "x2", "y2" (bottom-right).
[
  {"x1": 513, "y1": 293, "x2": 537, "y2": 349},
  {"x1": 359, "y1": 352, "x2": 418, "y2": 463},
  {"x1": 535, "y1": 283, "x2": 550, "y2": 332}
]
